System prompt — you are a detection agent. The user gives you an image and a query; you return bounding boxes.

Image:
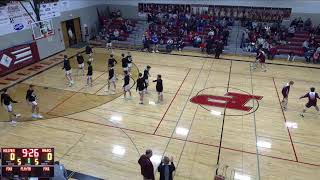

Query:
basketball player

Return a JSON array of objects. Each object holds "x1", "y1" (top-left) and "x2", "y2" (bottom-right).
[
  {"x1": 86, "y1": 61, "x2": 93, "y2": 86},
  {"x1": 1, "y1": 88, "x2": 20, "y2": 124},
  {"x1": 76, "y1": 52, "x2": 85, "y2": 76},
  {"x1": 26, "y1": 85, "x2": 43, "y2": 119},
  {"x1": 252, "y1": 47, "x2": 267, "y2": 72},
  {"x1": 136, "y1": 73, "x2": 146, "y2": 104},
  {"x1": 62, "y1": 55, "x2": 74, "y2": 87},
  {"x1": 121, "y1": 53, "x2": 128, "y2": 72},
  {"x1": 143, "y1": 65, "x2": 151, "y2": 93},
  {"x1": 300, "y1": 87, "x2": 320, "y2": 117},
  {"x1": 106, "y1": 37, "x2": 113, "y2": 53},
  {"x1": 281, "y1": 81, "x2": 294, "y2": 111},
  {"x1": 126, "y1": 52, "x2": 133, "y2": 72},
  {"x1": 85, "y1": 45, "x2": 93, "y2": 57},
  {"x1": 123, "y1": 71, "x2": 132, "y2": 99},
  {"x1": 153, "y1": 74, "x2": 163, "y2": 103},
  {"x1": 108, "y1": 54, "x2": 118, "y2": 80},
  {"x1": 106, "y1": 66, "x2": 116, "y2": 92},
  {"x1": 108, "y1": 54, "x2": 118, "y2": 69}
]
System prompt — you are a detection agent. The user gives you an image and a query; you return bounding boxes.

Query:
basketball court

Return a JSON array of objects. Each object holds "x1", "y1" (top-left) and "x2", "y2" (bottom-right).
[{"x1": 1, "y1": 47, "x2": 320, "y2": 179}]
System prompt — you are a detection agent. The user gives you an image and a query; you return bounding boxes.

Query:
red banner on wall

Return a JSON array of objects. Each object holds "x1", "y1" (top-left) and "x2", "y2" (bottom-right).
[{"x1": 0, "y1": 42, "x2": 40, "y2": 77}]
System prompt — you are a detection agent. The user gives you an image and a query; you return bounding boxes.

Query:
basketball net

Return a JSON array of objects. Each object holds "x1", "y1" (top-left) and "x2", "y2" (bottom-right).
[{"x1": 44, "y1": 32, "x2": 53, "y2": 42}]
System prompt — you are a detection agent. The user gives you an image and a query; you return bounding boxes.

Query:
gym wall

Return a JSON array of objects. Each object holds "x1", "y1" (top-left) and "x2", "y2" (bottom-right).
[{"x1": 0, "y1": 1, "x2": 107, "y2": 60}]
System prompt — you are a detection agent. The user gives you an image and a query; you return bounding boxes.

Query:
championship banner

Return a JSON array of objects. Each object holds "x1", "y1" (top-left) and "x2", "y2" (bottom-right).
[
  {"x1": 40, "y1": 2, "x2": 61, "y2": 20},
  {"x1": 0, "y1": 1, "x2": 35, "y2": 35},
  {"x1": 0, "y1": 42, "x2": 40, "y2": 77}
]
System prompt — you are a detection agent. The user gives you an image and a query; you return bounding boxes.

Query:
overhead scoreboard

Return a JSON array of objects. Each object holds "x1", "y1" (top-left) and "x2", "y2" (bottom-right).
[{"x1": 1, "y1": 148, "x2": 54, "y2": 178}]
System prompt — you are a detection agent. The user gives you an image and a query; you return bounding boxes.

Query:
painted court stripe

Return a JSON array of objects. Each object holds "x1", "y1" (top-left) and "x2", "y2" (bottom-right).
[
  {"x1": 216, "y1": 60, "x2": 232, "y2": 172},
  {"x1": 153, "y1": 68, "x2": 191, "y2": 134},
  {"x1": 47, "y1": 72, "x2": 106, "y2": 114},
  {"x1": 55, "y1": 113, "x2": 320, "y2": 167},
  {"x1": 272, "y1": 77, "x2": 299, "y2": 162},
  {"x1": 59, "y1": 115, "x2": 320, "y2": 167}
]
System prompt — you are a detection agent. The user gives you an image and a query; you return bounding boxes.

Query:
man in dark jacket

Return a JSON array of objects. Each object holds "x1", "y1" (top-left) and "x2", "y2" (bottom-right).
[
  {"x1": 138, "y1": 149, "x2": 155, "y2": 180},
  {"x1": 158, "y1": 156, "x2": 175, "y2": 180}
]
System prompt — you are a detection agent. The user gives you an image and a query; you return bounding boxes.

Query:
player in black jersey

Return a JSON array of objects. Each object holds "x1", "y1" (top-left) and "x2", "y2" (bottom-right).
[
  {"x1": 121, "y1": 53, "x2": 128, "y2": 72},
  {"x1": 108, "y1": 54, "x2": 118, "y2": 69},
  {"x1": 143, "y1": 65, "x2": 151, "y2": 93},
  {"x1": 126, "y1": 52, "x2": 133, "y2": 72},
  {"x1": 106, "y1": 67, "x2": 116, "y2": 92},
  {"x1": 153, "y1": 74, "x2": 163, "y2": 103},
  {"x1": 76, "y1": 52, "x2": 85, "y2": 76},
  {"x1": 136, "y1": 73, "x2": 146, "y2": 104},
  {"x1": 86, "y1": 61, "x2": 93, "y2": 86},
  {"x1": 108, "y1": 54, "x2": 118, "y2": 80},
  {"x1": 62, "y1": 55, "x2": 74, "y2": 87},
  {"x1": 123, "y1": 71, "x2": 132, "y2": 99},
  {"x1": 106, "y1": 36, "x2": 113, "y2": 53},
  {"x1": 26, "y1": 84, "x2": 43, "y2": 119},
  {"x1": 1, "y1": 88, "x2": 20, "y2": 124}
]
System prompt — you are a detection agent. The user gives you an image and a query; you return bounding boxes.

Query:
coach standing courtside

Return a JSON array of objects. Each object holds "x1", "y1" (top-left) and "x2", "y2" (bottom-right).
[{"x1": 138, "y1": 149, "x2": 155, "y2": 180}]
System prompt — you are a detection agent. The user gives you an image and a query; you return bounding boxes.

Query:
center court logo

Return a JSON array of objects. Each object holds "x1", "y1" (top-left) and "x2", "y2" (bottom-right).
[{"x1": 190, "y1": 87, "x2": 263, "y2": 116}]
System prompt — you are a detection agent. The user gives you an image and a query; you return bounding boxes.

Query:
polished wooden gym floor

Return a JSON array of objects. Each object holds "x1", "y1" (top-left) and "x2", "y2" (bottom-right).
[{"x1": 1, "y1": 48, "x2": 320, "y2": 180}]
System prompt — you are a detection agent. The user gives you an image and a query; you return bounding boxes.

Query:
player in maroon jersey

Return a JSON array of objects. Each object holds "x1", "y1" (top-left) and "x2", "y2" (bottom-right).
[
  {"x1": 281, "y1": 81, "x2": 294, "y2": 111},
  {"x1": 299, "y1": 87, "x2": 320, "y2": 117},
  {"x1": 255, "y1": 48, "x2": 267, "y2": 72}
]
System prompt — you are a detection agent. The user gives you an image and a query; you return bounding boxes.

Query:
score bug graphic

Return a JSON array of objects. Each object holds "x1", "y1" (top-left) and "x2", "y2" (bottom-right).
[
  {"x1": 191, "y1": 87, "x2": 263, "y2": 116},
  {"x1": 1, "y1": 148, "x2": 54, "y2": 178}
]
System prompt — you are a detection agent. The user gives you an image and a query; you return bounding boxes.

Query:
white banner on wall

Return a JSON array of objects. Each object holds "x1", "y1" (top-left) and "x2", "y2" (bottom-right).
[
  {"x1": 39, "y1": 2, "x2": 61, "y2": 20},
  {"x1": 0, "y1": 1, "x2": 61, "y2": 36},
  {"x1": 0, "y1": 1, "x2": 36, "y2": 35}
]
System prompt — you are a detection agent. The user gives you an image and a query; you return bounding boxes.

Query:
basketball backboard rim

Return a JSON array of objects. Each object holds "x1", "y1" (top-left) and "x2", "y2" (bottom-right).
[{"x1": 31, "y1": 19, "x2": 55, "y2": 40}]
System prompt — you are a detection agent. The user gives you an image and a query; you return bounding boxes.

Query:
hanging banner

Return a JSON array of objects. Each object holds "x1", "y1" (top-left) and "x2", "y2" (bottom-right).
[
  {"x1": 0, "y1": 1, "x2": 36, "y2": 35},
  {"x1": 39, "y1": 2, "x2": 61, "y2": 20}
]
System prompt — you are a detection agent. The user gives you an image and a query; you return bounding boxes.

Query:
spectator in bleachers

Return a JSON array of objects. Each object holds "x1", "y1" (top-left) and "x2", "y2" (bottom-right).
[
  {"x1": 193, "y1": 34, "x2": 202, "y2": 48},
  {"x1": 151, "y1": 33, "x2": 159, "y2": 53},
  {"x1": 302, "y1": 40, "x2": 310, "y2": 52},
  {"x1": 166, "y1": 37, "x2": 174, "y2": 53},
  {"x1": 176, "y1": 37, "x2": 185, "y2": 51},
  {"x1": 113, "y1": 29, "x2": 120, "y2": 40},
  {"x1": 313, "y1": 50, "x2": 319, "y2": 63},
  {"x1": 304, "y1": 18, "x2": 312, "y2": 31},
  {"x1": 287, "y1": 26, "x2": 295, "y2": 38}
]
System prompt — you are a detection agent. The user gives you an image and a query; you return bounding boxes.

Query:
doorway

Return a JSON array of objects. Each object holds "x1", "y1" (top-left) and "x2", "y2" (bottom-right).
[{"x1": 61, "y1": 18, "x2": 82, "y2": 48}]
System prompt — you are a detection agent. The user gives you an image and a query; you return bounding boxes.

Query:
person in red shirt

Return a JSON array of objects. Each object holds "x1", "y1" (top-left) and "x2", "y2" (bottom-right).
[
  {"x1": 138, "y1": 149, "x2": 155, "y2": 180},
  {"x1": 252, "y1": 47, "x2": 267, "y2": 72}
]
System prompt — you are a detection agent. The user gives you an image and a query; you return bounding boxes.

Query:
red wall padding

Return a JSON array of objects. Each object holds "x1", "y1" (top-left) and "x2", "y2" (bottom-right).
[{"x1": 0, "y1": 42, "x2": 40, "y2": 77}]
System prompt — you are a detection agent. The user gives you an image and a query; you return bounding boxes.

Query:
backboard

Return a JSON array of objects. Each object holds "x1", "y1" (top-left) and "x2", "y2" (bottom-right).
[{"x1": 31, "y1": 19, "x2": 54, "y2": 40}]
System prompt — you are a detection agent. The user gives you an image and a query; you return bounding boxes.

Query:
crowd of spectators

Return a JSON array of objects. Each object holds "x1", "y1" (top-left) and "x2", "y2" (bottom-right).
[
  {"x1": 142, "y1": 11, "x2": 231, "y2": 55},
  {"x1": 241, "y1": 17, "x2": 320, "y2": 63},
  {"x1": 139, "y1": 3, "x2": 291, "y2": 23},
  {"x1": 97, "y1": 9, "x2": 137, "y2": 42}
]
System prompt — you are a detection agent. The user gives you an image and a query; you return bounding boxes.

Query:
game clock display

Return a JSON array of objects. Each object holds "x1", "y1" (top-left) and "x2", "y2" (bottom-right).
[{"x1": 1, "y1": 148, "x2": 54, "y2": 178}]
